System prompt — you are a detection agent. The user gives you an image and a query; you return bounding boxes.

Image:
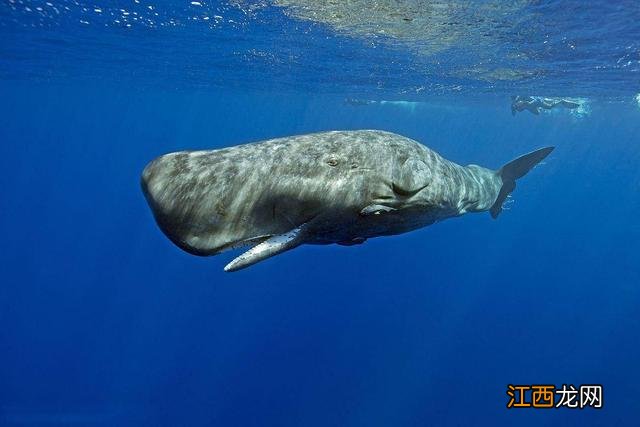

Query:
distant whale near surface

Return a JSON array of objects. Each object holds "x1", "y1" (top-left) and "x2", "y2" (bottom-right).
[{"x1": 141, "y1": 130, "x2": 553, "y2": 272}]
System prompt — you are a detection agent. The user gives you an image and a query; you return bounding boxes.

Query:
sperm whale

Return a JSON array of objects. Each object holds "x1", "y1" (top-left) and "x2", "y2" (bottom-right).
[{"x1": 141, "y1": 130, "x2": 553, "y2": 271}]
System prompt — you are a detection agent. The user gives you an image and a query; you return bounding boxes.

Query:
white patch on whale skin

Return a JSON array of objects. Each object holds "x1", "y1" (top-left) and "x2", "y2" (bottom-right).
[{"x1": 188, "y1": 151, "x2": 210, "y2": 158}]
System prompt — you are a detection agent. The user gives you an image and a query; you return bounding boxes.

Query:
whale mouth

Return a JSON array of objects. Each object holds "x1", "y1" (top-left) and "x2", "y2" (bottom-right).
[{"x1": 216, "y1": 235, "x2": 273, "y2": 254}]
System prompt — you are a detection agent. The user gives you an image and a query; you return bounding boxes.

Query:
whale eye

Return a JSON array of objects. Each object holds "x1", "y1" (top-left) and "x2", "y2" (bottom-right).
[{"x1": 326, "y1": 157, "x2": 338, "y2": 167}]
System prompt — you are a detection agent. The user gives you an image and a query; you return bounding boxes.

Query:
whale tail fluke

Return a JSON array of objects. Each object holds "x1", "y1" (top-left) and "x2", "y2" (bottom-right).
[{"x1": 490, "y1": 147, "x2": 554, "y2": 219}]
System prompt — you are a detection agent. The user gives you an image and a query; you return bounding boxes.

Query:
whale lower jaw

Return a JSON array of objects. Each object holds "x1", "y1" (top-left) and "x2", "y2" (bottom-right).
[{"x1": 224, "y1": 226, "x2": 307, "y2": 272}]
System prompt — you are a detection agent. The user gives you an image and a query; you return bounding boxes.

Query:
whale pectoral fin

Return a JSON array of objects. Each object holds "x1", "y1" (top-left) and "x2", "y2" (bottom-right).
[
  {"x1": 392, "y1": 158, "x2": 431, "y2": 197},
  {"x1": 224, "y1": 226, "x2": 306, "y2": 272},
  {"x1": 360, "y1": 204, "x2": 397, "y2": 216}
]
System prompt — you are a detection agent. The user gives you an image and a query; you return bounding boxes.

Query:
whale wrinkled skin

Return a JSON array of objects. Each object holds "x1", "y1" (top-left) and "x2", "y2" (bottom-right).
[{"x1": 141, "y1": 130, "x2": 553, "y2": 271}]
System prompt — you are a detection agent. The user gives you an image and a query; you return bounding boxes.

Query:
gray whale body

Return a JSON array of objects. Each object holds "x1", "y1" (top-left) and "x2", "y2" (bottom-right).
[{"x1": 141, "y1": 130, "x2": 553, "y2": 271}]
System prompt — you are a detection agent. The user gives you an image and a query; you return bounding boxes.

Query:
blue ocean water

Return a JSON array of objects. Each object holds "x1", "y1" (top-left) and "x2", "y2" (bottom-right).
[{"x1": 1, "y1": 1, "x2": 640, "y2": 426}]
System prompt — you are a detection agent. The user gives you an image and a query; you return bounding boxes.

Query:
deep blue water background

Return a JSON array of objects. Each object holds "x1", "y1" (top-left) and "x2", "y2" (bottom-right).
[
  {"x1": 2, "y1": 83, "x2": 639, "y2": 426},
  {"x1": 2, "y1": 1, "x2": 640, "y2": 426}
]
